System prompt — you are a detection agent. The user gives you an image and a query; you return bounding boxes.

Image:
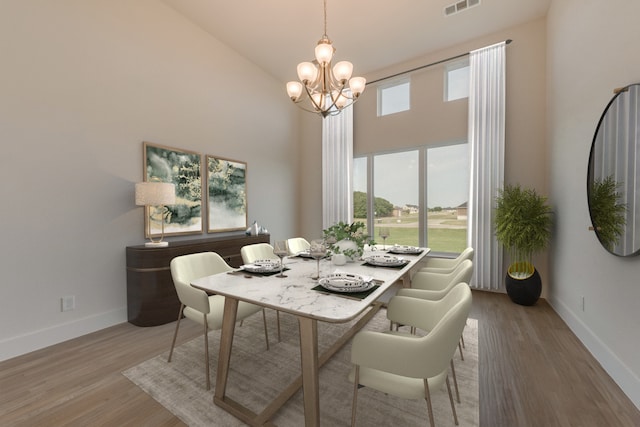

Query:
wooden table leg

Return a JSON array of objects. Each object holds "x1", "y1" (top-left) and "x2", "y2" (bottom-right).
[
  {"x1": 298, "y1": 316, "x2": 320, "y2": 427},
  {"x1": 214, "y1": 297, "x2": 238, "y2": 404}
]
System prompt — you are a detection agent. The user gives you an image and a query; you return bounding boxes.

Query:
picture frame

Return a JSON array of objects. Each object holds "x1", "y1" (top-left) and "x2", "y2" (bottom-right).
[
  {"x1": 206, "y1": 155, "x2": 248, "y2": 233},
  {"x1": 143, "y1": 141, "x2": 203, "y2": 238}
]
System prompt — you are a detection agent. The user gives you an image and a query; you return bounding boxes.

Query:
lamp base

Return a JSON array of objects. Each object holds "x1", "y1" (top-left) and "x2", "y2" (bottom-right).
[{"x1": 144, "y1": 241, "x2": 169, "y2": 248}]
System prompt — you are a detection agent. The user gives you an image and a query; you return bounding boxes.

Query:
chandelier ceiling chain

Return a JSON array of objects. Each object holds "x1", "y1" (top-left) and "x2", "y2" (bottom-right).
[{"x1": 286, "y1": 0, "x2": 366, "y2": 118}]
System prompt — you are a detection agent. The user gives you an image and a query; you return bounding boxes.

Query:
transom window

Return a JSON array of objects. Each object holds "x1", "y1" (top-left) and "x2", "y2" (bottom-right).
[
  {"x1": 445, "y1": 60, "x2": 470, "y2": 102},
  {"x1": 377, "y1": 79, "x2": 410, "y2": 116}
]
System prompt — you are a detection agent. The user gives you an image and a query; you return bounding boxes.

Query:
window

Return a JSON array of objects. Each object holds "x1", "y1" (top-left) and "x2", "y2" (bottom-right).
[
  {"x1": 426, "y1": 143, "x2": 469, "y2": 253},
  {"x1": 377, "y1": 79, "x2": 410, "y2": 116},
  {"x1": 445, "y1": 60, "x2": 469, "y2": 101},
  {"x1": 354, "y1": 142, "x2": 469, "y2": 254},
  {"x1": 373, "y1": 151, "x2": 419, "y2": 246}
]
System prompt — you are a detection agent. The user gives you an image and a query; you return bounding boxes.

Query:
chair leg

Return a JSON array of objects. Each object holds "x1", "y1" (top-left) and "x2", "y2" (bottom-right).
[
  {"x1": 262, "y1": 309, "x2": 270, "y2": 350},
  {"x1": 458, "y1": 340, "x2": 464, "y2": 361},
  {"x1": 167, "y1": 304, "x2": 185, "y2": 363},
  {"x1": 423, "y1": 379, "x2": 435, "y2": 427},
  {"x1": 203, "y1": 314, "x2": 211, "y2": 391},
  {"x1": 276, "y1": 310, "x2": 281, "y2": 342},
  {"x1": 450, "y1": 359, "x2": 460, "y2": 403},
  {"x1": 351, "y1": 366, "x2": 360, "y2": 427},
  {"x1": 446, "y1": 375, "x2": 459, "y2": 426}
]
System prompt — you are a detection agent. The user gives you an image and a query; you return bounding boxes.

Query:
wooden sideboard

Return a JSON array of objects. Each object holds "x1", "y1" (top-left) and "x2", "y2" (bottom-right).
[{"x1": 126, "y1": 233, "x2": 270, "y2": 326}]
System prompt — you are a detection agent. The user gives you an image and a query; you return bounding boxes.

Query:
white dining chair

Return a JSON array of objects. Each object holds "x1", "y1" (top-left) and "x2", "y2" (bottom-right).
[
  {"x1": 241, "y1": 242, "x2": 282, "y2": 341},
  {"x1": 418, "y1": 247, "x2": 474, "y2": 274},
  {"x1": 349, "y1": 283, "x2": 472, "y2": 427},
  {"x1": 168, "y1": 252, "x2": 270, "y2": 390},
  {"x1": 287, "y1": 237, "x2": 311, "y2": 255},
  {"x1": 404, "y1": 259, "x2": 474, "y2": 300}
]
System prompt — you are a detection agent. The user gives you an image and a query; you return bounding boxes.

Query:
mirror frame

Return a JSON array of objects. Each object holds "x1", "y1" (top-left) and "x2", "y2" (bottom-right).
[{"x1": 587, "y1": 83, "x2": 640, "y2": 257}]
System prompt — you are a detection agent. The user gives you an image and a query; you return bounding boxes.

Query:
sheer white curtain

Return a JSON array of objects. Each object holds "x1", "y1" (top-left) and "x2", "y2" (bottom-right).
[
  {"x1": 468, "y1": 41, "x2": 506, "y2": 291},
  {"x1": 322, "y1": 105, "x2": 354, "y2": 229}
]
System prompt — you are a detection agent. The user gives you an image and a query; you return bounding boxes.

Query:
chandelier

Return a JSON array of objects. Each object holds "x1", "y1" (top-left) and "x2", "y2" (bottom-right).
[{"x1": 286, "y1": 0, "x2": 366, "y2": 117}]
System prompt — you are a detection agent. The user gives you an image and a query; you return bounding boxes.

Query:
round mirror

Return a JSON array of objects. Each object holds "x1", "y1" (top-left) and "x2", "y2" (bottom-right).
[{"x1": 588, "y1": 83, "x2": 640, "y2": 256}]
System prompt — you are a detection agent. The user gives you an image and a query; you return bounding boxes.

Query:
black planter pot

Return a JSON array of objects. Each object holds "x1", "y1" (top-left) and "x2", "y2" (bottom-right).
[{"x1": 505, "y1": 268, "x2": 541, "y2": 306}]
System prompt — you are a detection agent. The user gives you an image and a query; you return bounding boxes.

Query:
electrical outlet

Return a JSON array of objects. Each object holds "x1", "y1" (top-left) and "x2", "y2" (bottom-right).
[{"x1": 61, "y1": 296, "x2": 75, "y2": 312}]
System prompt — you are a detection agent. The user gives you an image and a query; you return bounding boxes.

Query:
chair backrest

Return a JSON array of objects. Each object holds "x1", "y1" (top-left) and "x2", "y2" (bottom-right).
[
  {"x1": 387, "y1": 284, "x2": 472, "y2": 379},
  {"x1": 388, "y1": 282, "x2": 470, "y2": 334},
  {"x1": 449, "y1": 259, "x2": 473, "y2": 285},
  {"x1": 422, "y1": 246, "x2": 474, "y2": 271},
  {"x1": 170, "y1": 252, "x2": 233, "y2": 314},
  {"x1": 458, "y1": 246, "x2": 474, "y2": 263},
  {"x1": 287, "y1": 237, "x2": 310, "y2": 255},
  {"x1": 411, "y1": 259, "x2": 473, "y2": 292},
  {"x1": 240, "y1": 243, "x2": 277, "y2": 264}
]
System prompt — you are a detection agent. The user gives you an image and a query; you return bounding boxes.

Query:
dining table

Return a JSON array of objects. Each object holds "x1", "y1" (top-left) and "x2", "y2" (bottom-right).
[{"x1": 190, "y1": 246, "x2": 430, "y2": 427}]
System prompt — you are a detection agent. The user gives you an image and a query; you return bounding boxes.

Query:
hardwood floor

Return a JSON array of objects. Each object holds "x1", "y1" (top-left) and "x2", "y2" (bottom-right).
[{"x1": 1, "y1": 291, "x2": 638, "y2": 426}]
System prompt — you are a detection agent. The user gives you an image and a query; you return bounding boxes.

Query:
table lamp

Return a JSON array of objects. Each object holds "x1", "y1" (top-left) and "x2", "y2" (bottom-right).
[{"x1": 135, "y1": 181, "x2": 176, "y2": 247}]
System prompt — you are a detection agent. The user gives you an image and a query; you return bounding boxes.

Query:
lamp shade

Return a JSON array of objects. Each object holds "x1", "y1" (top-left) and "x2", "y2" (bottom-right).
[
  {"x1": 348, "y1": 76, "x2": 366, "y2": 96},
  {"x1": 135, "y1": 182, "x2": 176, "y2": 206},
  {"x1": 333, "y1": 61, "x2": 353, "y2": 82},
  {"x1": 286, "y1": 81, "x2": 303, "y2": 100},
  {"x1": 315, "y1": 40, "x2": 334, "y2": 64}
]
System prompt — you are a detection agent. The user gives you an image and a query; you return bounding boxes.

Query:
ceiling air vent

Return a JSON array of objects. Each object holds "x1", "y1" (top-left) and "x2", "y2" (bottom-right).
[{"x1": 444, "y1": 0, "x2": 481, "y2": 16}]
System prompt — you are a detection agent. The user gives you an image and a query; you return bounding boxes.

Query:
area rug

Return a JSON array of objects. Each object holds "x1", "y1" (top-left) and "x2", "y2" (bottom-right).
[{"x1": 123, "y1": 308, "x2": 478, "y2": 426}]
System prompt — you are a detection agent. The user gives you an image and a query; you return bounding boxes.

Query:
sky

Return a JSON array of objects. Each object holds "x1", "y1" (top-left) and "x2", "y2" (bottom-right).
[{"x1": 354, "y1": 143, "x2": 469, "y2": 209}]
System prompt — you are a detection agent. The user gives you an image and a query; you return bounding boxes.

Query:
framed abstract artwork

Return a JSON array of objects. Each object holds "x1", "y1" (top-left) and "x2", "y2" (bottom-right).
[
  {"x1": 206, "y1": 155, "x2": 248, "y2": 232},
  {"x1": 143, "y1": 142, "x2": 203, "y2": 238}
]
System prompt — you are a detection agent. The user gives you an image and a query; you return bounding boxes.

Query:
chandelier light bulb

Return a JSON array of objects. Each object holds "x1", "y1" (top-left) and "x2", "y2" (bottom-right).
[
  {"x1": 334, "y1": 91, "x2": 348, "y2": 108},
  {"x1": 311, "y1": 92, "x2": 323, "y2": 110},
  {"x1": 315, "y1": 40, "x2": 334, "y2": 65},
  {"x1": 286, "y1": 81, "x2": 303, "y2": 101},
  {"x1": 348, "y1": 76, "x2": 367, "y2": 96},
  {"x1": 333, "y1": 61, "x2": 353, "y2": 83},
  {"x1": 297, "y1": 62, "x2": 318, "y2": 83}
]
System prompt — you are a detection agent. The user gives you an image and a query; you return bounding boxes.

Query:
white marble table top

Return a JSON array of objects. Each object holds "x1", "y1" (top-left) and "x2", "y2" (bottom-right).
[{"x1": 191, "y1": 248, "x2": 429, "y2": 323}]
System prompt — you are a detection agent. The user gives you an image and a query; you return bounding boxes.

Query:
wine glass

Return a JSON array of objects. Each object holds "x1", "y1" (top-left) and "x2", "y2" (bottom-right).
[
  {"x1": 309, "y1": 239, "x2": 327, "y2": 280},
  {"x1": 379, "y1": 227, "x2": 390, "y2": 250},
  {"x1": 273, "y1": 240, "x2": 289, "y2": 278}
]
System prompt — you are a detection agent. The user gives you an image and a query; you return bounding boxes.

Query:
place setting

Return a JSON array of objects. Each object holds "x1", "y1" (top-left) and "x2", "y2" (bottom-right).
[
  {"x1": 386, "y1": 244, "x2": 425, "y2": 255},
  {"x1": 361, "y1": 253, "x2": 410, "y2": 268},
  {"x1": 236, "y1": 240, "x2": 291, "y2": 277},
  {"x1": 312, "y1": 271, "x2": 382, "y2": 300}
]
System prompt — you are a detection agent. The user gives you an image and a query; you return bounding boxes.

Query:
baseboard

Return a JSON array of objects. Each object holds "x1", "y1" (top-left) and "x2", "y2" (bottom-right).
[
  {"x1": 548, "y1": 297, "x2": 640, "y2": 411},
  {"x1": 0, "y1": 308, "x2": 127, "y2": 362}
]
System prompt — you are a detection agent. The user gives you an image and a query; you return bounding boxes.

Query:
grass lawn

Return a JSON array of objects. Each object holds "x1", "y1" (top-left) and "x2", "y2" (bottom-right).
[{"x1": 359, "y1": 211, "x2": 468, "y2": 253}]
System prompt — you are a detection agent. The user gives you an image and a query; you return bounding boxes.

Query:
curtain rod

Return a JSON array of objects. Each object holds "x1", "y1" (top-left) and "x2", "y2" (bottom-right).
[{"x1": 368, "y1": 39, "x2": 513, "y2": 85}]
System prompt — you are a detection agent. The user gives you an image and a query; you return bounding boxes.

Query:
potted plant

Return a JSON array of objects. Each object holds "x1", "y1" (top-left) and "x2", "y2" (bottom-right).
[
  {"x1": 494, "y1": 184, "x2": 552, "y2": 305},
  {"x1": 588, "y1": 175, "x2": 626, "y2": 252},
  {"x1": 322, "y1": 221, "x2": 372, "y2": 261}
]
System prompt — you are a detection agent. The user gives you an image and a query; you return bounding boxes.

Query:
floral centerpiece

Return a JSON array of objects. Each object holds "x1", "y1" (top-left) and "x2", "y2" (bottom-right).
[{"x1": 322, "y1": 221, "x2": 372, "y2": 261}]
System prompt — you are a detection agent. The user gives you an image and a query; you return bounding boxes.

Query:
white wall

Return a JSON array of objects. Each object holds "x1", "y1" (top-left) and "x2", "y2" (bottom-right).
[
  {"x1": 547, "y1": 0, "x2": 640, "y2": 408},
  {"x1": 0, "y1": 0, "x2": 298, "y2": 361}
]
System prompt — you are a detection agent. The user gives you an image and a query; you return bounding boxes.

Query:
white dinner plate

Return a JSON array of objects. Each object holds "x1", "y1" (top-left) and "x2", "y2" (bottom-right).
[
  {"x1": 318, "y1": 273, "x2": 373, "y2": 293},
  {"x1": 363, "y1": 254, "x2": 407, "y2": 267},
  {"x1": 242, "y1": 260, "x2": 281, "y2": 273},
  {"x1": 387, "y1": 245, "x2": 423, "y2": 255}
]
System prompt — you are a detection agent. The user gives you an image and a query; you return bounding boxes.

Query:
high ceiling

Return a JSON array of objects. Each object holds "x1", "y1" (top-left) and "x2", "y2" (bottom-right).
[{"x1": 162, "y1": 0, "x2": 550, "y2": 83}]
